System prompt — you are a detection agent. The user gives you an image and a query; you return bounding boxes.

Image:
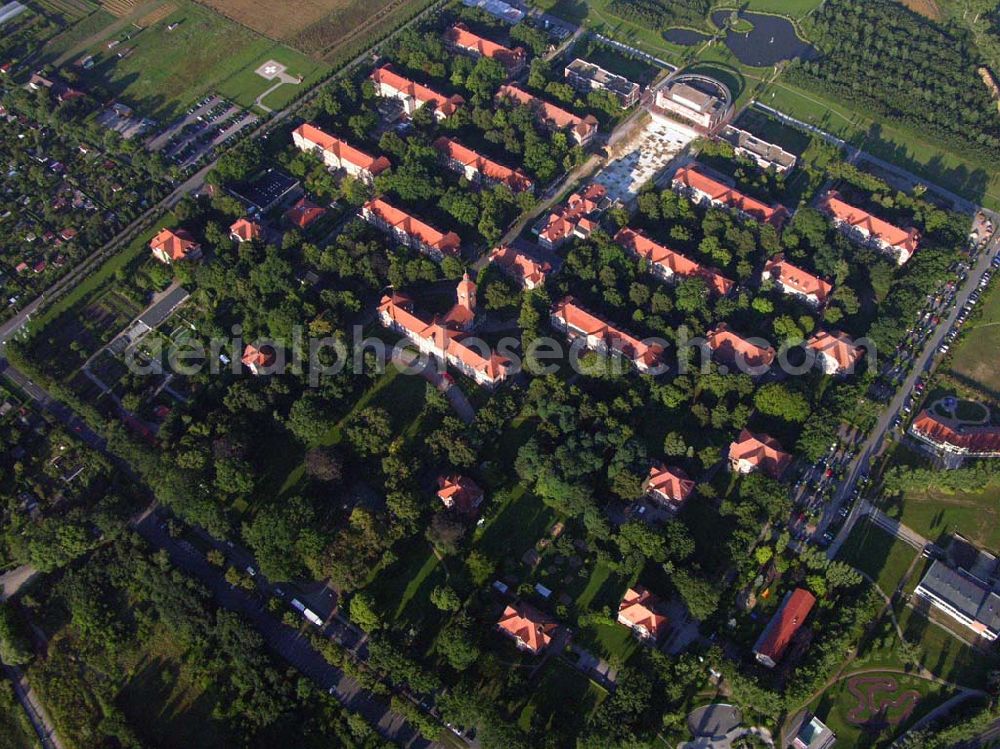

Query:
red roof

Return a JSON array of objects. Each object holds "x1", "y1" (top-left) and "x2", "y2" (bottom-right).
[
  {"x1": 444, "y1": 23, "x2": 526, "y2": 72},
  {"x1": 645, "y1": 464, "x2": 694, "y2": 506},
  {"x1": 551, "y1": 296, "x2": 662, "y2": 367},
  {"x1": 618, "y1": 587, "x2": 669, "y2": 638},
  {"x1": 616, "y1": 227, "x2": 733, "y2": 295},
  {"x1": 496, "y1": 84, "x2": 598, "y2": 141},
  {"x1": 434, "y1": 137, "x2": 533, "y2": 192},
  {"x1": 285, "y1": 197, "x2": 326, "y2": 229},
  {"x1": 807, "y1": 329, "x2": 861, "y2": 373},
  {"x1": 371, "y1": 65, "x2": 464, "y2": 118},
  {"x1": 230, "y1": 218, "x2": 262, "y2": 242},
  {"x1": 754, "y1": 588, "x2": 816, "y2": 665},
  {"x1": 763, "y1": 254, "x2": 831, "y2": 305},
  {"x1": 497, "y1": 603, "x2": 556, "y2": 653},
  {"x1": 489, "y1": 245, "x2": 551, "y2": 288},
  {"x1": 674, "y1": 165, "x2": 788, "y2": 227},
  {"x1": 363, "y1": 198, "x2": 461, "y2": 256},
  {"x1": 728, "y1": 429, "x2": 792, "y2": 478},
  {"x1": 819, "y1": 191, "x2": 919, "y2": 257},
  {"x1": 539, "y1": 183, "x2": 606, "y2": 245},
  {"x1": 293, "y1": 123, "x2": 391, "y2": 176},
  {"x1": 149, "y1": 228, "x2": 200, "y2": 261},
  {"x1": 437, "y1": 474, "x2": 484, "y2": 515},
  {"x1": 911, "y1": 410, "x2": 1000, "y2": 455},
  {"x1": 706, "y1": 324, "x2": 775, "y2": 370},
  {"x1": 241, "y1": 344, "x2": 276, "y2": 369},
  {"x1": 378, "y1": 295, "x2": 510, "y2": 382}
]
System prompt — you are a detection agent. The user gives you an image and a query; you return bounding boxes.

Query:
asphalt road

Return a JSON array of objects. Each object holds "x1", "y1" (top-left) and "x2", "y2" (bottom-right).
[{"x1": 824, "y1": 232, "x2": 1000, "y2": 559}]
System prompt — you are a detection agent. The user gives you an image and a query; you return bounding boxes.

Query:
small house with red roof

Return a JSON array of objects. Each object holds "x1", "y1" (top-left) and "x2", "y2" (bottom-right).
[
  {"x1": 753, "y1": 588, "x2": 816, "y2": 668},
  {"x1": 230, "y1": 218, "x2": 262, "y2": 243},
  {"x1": 444, "y1": 23, "x2": 526, "y2": 76},
  {"x1": 292, "y1": 123, "x2": 391, "y2": 183},
  {"x1": 285, "y1": 197, "x2": 326, "y2": 230},
  {"x1": 618, "y1": 586, "x2": 669, "y2": 641},
  {"x1": 434, "y1": 137, "x2": 533, "y2": 193},
  {"x1": 818, "y1": 190, "x2": 919, "y2": 265},
  {"x1": 437, "y1": 474, "x2": 484, "y2": 516},
  {"x1": 616, "y1": 227, "x2": 734, "y2": 296},
  {"x1": 705, "y1": 324, "x2": 775, "y2": 373},
  {"x1": 371, "y1": 65, "x2": 464, "y2": 120},
  {"x1": 241, "y1": 344, "x2": 276, "y2": 375},
  {"x1": 489, "y1": 245, "x2": 551, "y2": 290},
  {"x1": 536, "y1": 183, "x2": 608, "y2": 249},
  {"x1": 496, "y1": 603, "x2": 557, "y2": 654},
  {"x1": 673, "y1": 164, "x2": 788, "y2": 228},
  {"x1": 551, "y1": 296, "x2": 663, "y2": 373},
  {"x1": 762, "y1": 254, "x2": 832, "y2": 308},
  {"x1": 728, "y1": 429, "x2": 792, "y2": 479},
  {"x1": 807, "y1": 330, "x2": 862, "y2": 376},
  {"x1": 150, "y1": 228, "x2": 202, "y2": 264},
  {"x1": 496, "y1": 84, "x2": 598, "y2": 145},
  {"x1": 361, "y1": 198, "x2": 461, "y2": 261},
  {"x1": 644, "y1": 464, "x2": 695, "y2": 512}
]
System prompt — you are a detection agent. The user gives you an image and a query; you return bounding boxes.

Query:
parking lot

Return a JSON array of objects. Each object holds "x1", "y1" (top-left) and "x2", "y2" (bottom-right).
[{"x1": 146, "y1": 95, "x2": 259, "y2": 168}]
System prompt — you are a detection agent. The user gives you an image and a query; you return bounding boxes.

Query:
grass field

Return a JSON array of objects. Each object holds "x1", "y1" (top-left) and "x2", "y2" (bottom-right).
[
  {"x1": 947, "y1": 280, "x2": 1000, "y2": 400},
  {"x1": 891, "y1": 480, "x2": 1000, "y2": 552},
  {"x1": 758, "y1": 80, "x2": 1000, "y2": 211},
  {"x1": 77, "y1": 1, "x2": 279, "y2": 119},
  {"x1": 837, "y1": 523, "x2": 918, "y2": 595},
  {"x1": 518, "y1": 659, "x2": 608, "y2": 735},
  {"x1": 213, "y1": 44, "x2": 330, "y2": 110},
  {"x1": 741, "y1": 0, "x2": 824, "y2": 16}
]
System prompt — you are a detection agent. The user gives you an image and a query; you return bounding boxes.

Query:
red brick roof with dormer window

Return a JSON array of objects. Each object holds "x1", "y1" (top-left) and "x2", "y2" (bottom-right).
[
  {"x1": 706, "y1": 324, "x2": 775, "y2": 370},
  {"x1": 616, "y1": 227, "x2": 734, "y2": 296},
  {"x1": 538, "y1": 183, "x2": 606, "y2": 246},
  {"x1": 230, "y1": 218, "x2": 262, "y2": 242},
  {"x1": 149, "y1": 228, "x2": 200, "y2": 262},
  {"x1": 433, "y1": 137, "x2": 533, "y2": 192},
  {"x1": 807, "y1": 330, "x2": 861, "y2": 373},
  {"x1": 763, "y1": 254, "x2": 832, "y2": 305},
  {"x1": 497, "y1": 603, "x2": 557, "y2": 653},
  {"x1": 444, "y1": 23, "x2": 526, "y2": 73},
  {"x1": 753, "y1": 588, "x2": 816, "y2": 665},
  {"x1": 618, "y1": 586, "x2": 669, "y2": 638},
  {"x1": 911, "y1": 411, "x2": 1000, "y2": 456},
  {"x1": 645, "y1": 464, "x2": 694, "y2": 506},
  {"x1": 728, "y1": 429, "x2": 792, "y2": 478},
  {"x1": 674, "y1": 165, "x2": 788, "y2": 227},
  {"x1": 371, "y1": 66, "x2": 464, "y2": 118},
  {"x1": 818, "y1": 190, "x2": 920, "y2": 258},
  {"x1": 363, "y1": 198, "x2": 461, "y2": 256},
  {"x1": 551, "y1": 296, "x2": 663, "y2": 368},
  {"x1": 293, "y1": 123, "x2": 391, "y2": 176}
]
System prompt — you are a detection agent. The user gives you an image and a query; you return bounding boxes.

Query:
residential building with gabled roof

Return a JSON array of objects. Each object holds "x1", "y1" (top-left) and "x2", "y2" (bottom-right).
[
  {"x1": 241, "y1": 344, "x2": 276, "y2": 375},
  {"x1": 496, "y1": 84, "x2": 598, "y2": 145},
  {"x1": 728, "y1": 429, "x2": 792, "y2": 479},
  {"x1": 292, "y1": 123, "x2": 391, "y2": 183},
  {"x1": 615, "y1": 227, "x2": 734, "y2": 296},
  {"x1": 673, "y1": 164, "x2": 788, "y2": 228},
  {"x1": 818, "y1": 190, "x2": 919, "y2": 265},
  {"x1": 285, "y1": 197, "x2": 326, "y2": 229},
  {"x1": 644, "y1": 464, "x2": 695, "y2": 512},
  {"x1": 807, "y1": 330, "x2": 862, "y2": 375},
  {"x1": 496, "y1": 602, "x2": 557, "y2": 654},
  {"x1": 433, "y1": 137, "x2": 533, "y2": 193},
  {"x1": 229, "y1": 218, "x2": 262, "y2": 243},
  {"x1": 909, "y1": 410, "x2": 1000, "y2": 459},
  {"x1": 444, "y1": 23, "x2": 526, "y2": 75},
  {"x1": 377, "y1": 278, "x2": 510, "y2": 388},
  {"x1": 551, "y1": 296, "x2": 663, "y2": 373},
  {"x1": 753, "y1": 588, "x2": 816, "y2": 668},
  {"x1": 618, "y1": 586, "x2": 669, "y2": 641},
  {"x1": 361, "y1": 198, "x2": 461, "y2": 261},
  {"x1": 761, "y1": 254, "x2": 832, "y2": 307},
  {"x1": 705, "y1": 324, "x2": 775, "y2": 372},
  {"x1": 150, "y1": 227, "x2": 201, "y2": 264},
  {"x1": 489, "y1": 245, "x2": 551, "y2": 290},
  {"x1": 371, "y1": 65, "x2": 464, "y2": 120},
  {"x1": 437, "y1": 474, "x2": 485, "y2": 516},
  {"x1": 536, "y1": 183, "x2": 608, "y2": 249}
]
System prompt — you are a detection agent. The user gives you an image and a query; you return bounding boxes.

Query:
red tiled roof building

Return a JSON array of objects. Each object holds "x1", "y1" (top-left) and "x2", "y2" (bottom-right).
[
  {"x1": 444, "y1": 23, "x2": 526, "y2": 76},
  {"x1": 818, "y1": 190, "x2": 920, "y2": 265},
  {"x1": 497, "y1": 603, "x2": 557, "y2": 654},
  {"x1": 753, "y1": 588, "x2": 816, "y2": 668},
  {"x1": 616, "y1": 227, "x2": 734, "y2": 296},
  {"x1": 807, "y1": 330, "x2": 862, "y2": 376},
  {"x1": 536, "y1": 184, "x2": 607, "y2": 249},
  {"x1": 150, "y1": 227, "x2": 202, "y2": 264},
  {"x1": 644, "y1": 464, "x2": 695, "y2": 512},
  {"x1": 437, "y1": 474, "x2": 485, "y2": 515},
  {"x1": 230, "y1": 218, "x2": 263, "y2": 243},
  {"x1": 618, "y1": 586, "x2": 669, "y2": 641},
  {"x1": 728, "y1": 429, "x2": 792, "y2": 479},
  {"x1": 489, "y1": 245, "x2": 551, "y2": 290},
  {"x1": 285, "y1": 197, "x2": 326, "y2": 229},
  {"x1": 761, "y1": 254, "x2": 832, "y2": 308},
  {"x1": 705, "y1": 324, "x2": 775, "y2": 373},
  {"x1": 910, "y1": 410, "x2": 1000, "y2": 458},
  {"x1": 496, "y1": 84, "x2": 598, "y2": 145},
  {"x1": 292, "y1": 123, "x2": 391, "y2": 183},
  {"x1": 673, "y1": 164, "x2": 788, "y2": 228},
  {"x1": 361, "y1": 198, "x2": 461, "y2": 261},
  {"x1": 371, "y1": 65, "x2": 464, "y2": 120},
  {"x1": 434, "y1": 137, "x2": 533, "y2": 193},
  {"x1": 551, "y1": 296, "x2": 663, "y2": 373}
]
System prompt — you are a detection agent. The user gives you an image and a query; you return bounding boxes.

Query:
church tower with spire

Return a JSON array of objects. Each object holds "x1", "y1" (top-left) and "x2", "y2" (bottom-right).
[{"x1": 456, "y1": 271, "x2": 476, "y2": 313}]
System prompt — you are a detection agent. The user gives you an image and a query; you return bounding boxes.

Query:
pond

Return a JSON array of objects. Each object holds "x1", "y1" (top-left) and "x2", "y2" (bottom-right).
[
  {"x1": 710, "y1": 10, "x2": 819, "y2": 67},
  {"x1": 662, "y1": 27, "x2": 711, "y2": 46}
]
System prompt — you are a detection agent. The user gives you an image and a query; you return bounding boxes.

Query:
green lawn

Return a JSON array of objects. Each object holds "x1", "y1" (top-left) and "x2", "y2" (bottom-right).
[
  {"x1": 948, "y1": 280, "x2": 1000, "y2": 400},
  {"x1": 517, "y1": 659, "x2": 607, "y2": 736},
  {"x1": 213, "y1": 43, "x2": 330, "y2": 111},
  {"x1": 363, "y1": 537, "x2": 449, "y2": 637},
  {"x1": 78, "y1": 1, "x2": 275, "y2": 120},
  {"x1": 758, "y1": 79, "x2": 1000, "y2": 211},
  {"x1": 472, "y1": 483, "x2": 559, "y2": 563},
  {"x1": 575, "y1": 621, "x2": 640, "y2": 666},
  {"x1": 891, "y1": 481, "x2": 1000, "y2": 553},
  {"x1": 837, "y1": 523, "x2": 918, "y2": 595},
  {"x1": 741, "y1": 0, "x2": 823, "y2": 17},
  {"x1": 896, "y1": 602, "x2": 1000, "y2": 687}
]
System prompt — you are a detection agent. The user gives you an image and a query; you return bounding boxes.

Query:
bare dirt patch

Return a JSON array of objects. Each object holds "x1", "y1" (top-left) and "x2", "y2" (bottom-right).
[
  {"x1": 898, "y1": 0, "x2": 942, "y2": 21},
  {"x1": 845, "y1": 675, "x2": 920, "y2": 728},
  {"x1": 135, "y1": 1, "x2": 175, "y2": 26},
  {"x1": 191, "y1": 0, "x2": 357, "y2": 43}
]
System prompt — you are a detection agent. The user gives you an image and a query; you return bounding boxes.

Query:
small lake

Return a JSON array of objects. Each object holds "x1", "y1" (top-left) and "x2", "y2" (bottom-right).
[
  {"x1": 710, "y1": 10, "x2": 819, "y2": 67},
  {"x1": 662, "y1": 12, "x2": 820, "y2": 68}
]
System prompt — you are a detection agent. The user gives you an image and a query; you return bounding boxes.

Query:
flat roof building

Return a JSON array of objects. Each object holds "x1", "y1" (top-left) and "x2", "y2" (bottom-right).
[
  {"x1": 721, "y1": 125, "x2": 797, "y2": 174},
  {"x1": 564, "y1": 58, "x2": 641, "y2": 109},
  {"x1": 654, "y1": 76, "x2": 732, "y2": 132}
]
